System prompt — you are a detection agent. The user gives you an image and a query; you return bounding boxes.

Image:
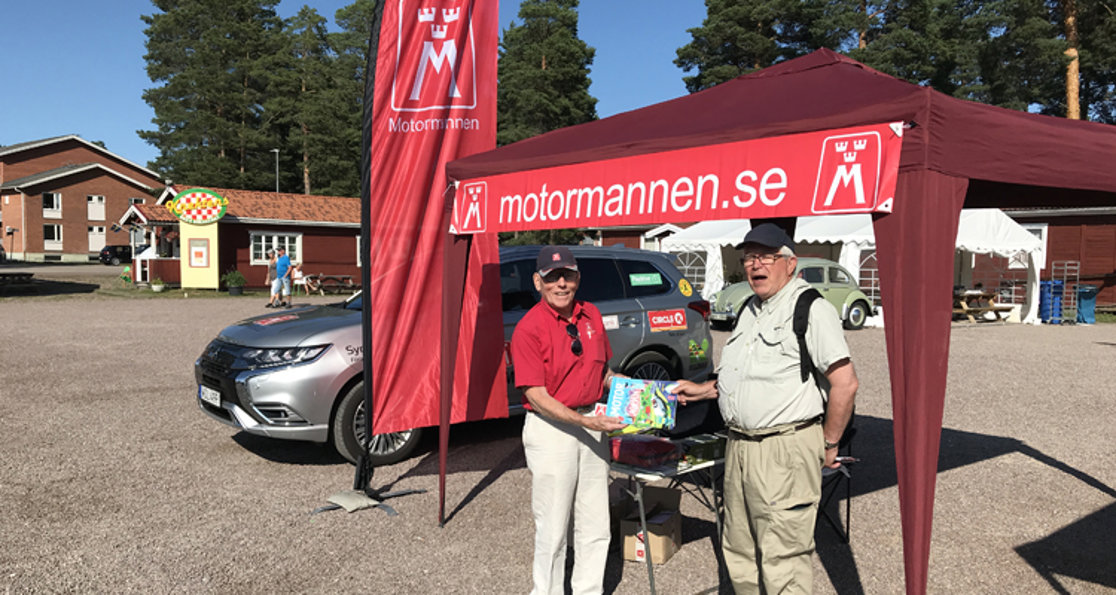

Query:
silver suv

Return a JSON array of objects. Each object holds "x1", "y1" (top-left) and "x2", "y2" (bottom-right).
[{"x1": 195, "y1": 245, "x2": 713, "y2": 465}]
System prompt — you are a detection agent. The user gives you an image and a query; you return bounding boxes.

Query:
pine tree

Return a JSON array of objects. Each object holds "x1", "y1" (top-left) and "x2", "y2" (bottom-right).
[
  {"x1": 140, "y1": 0, "x2": 286, "y2": 189},
  {"x1": 497, "y1": 0, "x2": 598, "y2": 145},
  {"x1": 497, "y1": 0, "x2": 597, "y2": 245}
]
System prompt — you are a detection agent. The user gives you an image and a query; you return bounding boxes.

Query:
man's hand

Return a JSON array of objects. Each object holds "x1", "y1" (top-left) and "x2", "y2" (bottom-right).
[
  {"x1": 673, "y1": 379, "x2": 718, "y2": 405},
  {"x1": 582, "y1": 415, "x2": 628, "y2": 433}
]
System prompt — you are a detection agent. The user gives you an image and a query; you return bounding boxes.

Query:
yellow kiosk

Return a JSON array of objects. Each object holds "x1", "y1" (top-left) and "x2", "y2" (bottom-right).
[{"x1": 165, "y1": 188, "x2": 226, "y2": 290}]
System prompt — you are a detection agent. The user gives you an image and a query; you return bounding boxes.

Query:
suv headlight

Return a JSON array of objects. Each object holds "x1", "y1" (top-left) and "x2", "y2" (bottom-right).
[{"x1": 240, "y1": 345, "x2": 328, "y2": 369}]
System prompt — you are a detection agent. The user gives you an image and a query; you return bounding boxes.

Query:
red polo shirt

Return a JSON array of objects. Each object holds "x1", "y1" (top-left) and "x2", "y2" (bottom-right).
[{"x1": 510, "y1": 299, "x2": 613, "y2": 410}]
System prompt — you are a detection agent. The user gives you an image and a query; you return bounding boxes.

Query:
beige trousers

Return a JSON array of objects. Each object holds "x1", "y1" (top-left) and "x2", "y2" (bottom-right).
[
  {"x1": 722, "y1": 423, "x2": 824, "y2": 594},
  {"x1": 522, "y1": 412, "x2": 611, "y2": 595}
]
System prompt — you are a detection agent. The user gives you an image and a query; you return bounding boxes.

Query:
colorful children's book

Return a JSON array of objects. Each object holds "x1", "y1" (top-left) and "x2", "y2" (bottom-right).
[{"x1": 606, "y1": 378, "x2": 679, "y2": 430}]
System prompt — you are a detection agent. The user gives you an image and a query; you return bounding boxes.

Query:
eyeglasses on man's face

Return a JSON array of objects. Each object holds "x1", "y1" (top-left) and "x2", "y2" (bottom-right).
[
  {"x1": 566, "y1": 323, "x2": 582, "y2": 356},
  {"x1": 542, "y1": 269, "x2": 579, "y2": 284},
  {"x1": 741, "y1": 253, "x2": 783, "y2": 267}
]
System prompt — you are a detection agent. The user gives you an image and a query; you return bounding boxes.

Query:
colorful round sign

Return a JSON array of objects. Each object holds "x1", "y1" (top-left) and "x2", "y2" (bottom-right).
[
  {"x1": 166, "y1": 188, "x2": 228, "y2": 225},
  {"x1": 678, "y1": 278, "x2": 693, "y2": 297}
]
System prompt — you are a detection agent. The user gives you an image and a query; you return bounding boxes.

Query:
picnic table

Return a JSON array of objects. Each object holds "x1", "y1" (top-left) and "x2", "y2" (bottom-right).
[
  {"x1": 953, "y1": 289, "x2": 1014, "y2": 323},
  {"x1": 0, "y1": 272, "x2": 37, "y2": 295},
  {"x1": 304, "y1": 274, "x2": 359, "y2": 295}
]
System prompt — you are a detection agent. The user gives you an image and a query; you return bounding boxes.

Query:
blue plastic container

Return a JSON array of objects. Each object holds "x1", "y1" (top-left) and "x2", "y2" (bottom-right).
[
  {"x1": 1039, "y1": 280, "x2": 1064, "y2": 324},
  {"x1": 1076, "y1": 285, "x2": 1099, "y2": 324}
]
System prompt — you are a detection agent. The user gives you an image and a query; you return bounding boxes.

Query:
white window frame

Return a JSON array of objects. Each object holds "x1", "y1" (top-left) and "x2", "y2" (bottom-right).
[
  {"x1": 44, "y1": 224, "x2": 63, "y2": 250},
  {"x1": 250, "y1": 232, "x2": 303, "y2": 265},
  {"x1": 1012, "y1": 223, "x2": 1048, "y2": 271},
  {"x1": 87, "y1": 195, "x2": 106, "y2": 221},
  {"x1": 43, "y1": 192, "x2": 62, "y2": 219},
  {"x1": 88, "y1": 225, "x2": 106, "y2": 252},
  {"x1": 356, "y1": 235, "x2": 362, "y2": 267},
  {"x1": 129, "y1": 197, "x2": 146, "y2": 205}
]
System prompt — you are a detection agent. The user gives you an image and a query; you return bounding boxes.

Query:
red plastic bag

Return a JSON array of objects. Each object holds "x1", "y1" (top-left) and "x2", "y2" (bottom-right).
[{"x1": 611, "y1": 435, "x2": 683, "y2": 467}]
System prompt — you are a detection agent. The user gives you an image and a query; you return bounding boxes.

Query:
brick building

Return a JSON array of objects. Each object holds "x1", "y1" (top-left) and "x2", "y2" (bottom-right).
[{"x1": 0, "y1": 135, "x2": 166, "y2": 262}]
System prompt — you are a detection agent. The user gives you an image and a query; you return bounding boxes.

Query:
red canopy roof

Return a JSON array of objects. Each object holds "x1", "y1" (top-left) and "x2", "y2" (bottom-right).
[
  {"x1": 449, "y1": 48, "x2": 1116, "y2": 205},
  {"x1": 446, "y1": 49, "x2": 1116, "y2": 594}
]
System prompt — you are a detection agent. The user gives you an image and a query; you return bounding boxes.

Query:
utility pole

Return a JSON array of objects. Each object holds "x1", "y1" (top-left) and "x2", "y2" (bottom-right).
[{"x1": 270, "y1": 148, "x2": 280, "y2": 193}]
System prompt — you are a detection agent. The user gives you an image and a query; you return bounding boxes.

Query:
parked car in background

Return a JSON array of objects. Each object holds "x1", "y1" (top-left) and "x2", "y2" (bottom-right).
[
  {"x1": 195, "y1": 245, "x2": 714, "y2": 465},
  {"x1": 709, "y1": 257, "x2": 876, "y2": 330},
  {"x1": 99, "y1": 245, "x2": 132, "y2": 265}
]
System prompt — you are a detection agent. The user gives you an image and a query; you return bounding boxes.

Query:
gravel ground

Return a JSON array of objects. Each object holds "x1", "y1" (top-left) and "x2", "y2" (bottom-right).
[{"x1": 1, "y1": 283, "x2": 1114, "y2": 594}]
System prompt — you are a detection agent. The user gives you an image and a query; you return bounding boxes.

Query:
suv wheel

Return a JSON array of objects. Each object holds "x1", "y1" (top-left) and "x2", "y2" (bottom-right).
[
  {"x1": 110, "y1": 256, "x2": 121, "y2": 266},
  {"x1": 844, "y1": 300, "x2": 870, "y2": 331},
  {"x1": 623, "y1": 352, "x2": 674, "y2": 381},
  {"x1": 333, "y1": 381, "x2": 423, "y2": 465}
]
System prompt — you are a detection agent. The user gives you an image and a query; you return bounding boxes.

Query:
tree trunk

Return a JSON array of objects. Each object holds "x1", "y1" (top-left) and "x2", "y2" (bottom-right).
[{"x1": 1064, "y1": 0, "x2": 1081, "y2": 119}]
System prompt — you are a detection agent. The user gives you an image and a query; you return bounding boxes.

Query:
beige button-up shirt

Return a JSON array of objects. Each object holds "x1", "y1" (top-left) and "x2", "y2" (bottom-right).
[{"x1": 716, "y1": 277, "x2": 851, "y2": 431}]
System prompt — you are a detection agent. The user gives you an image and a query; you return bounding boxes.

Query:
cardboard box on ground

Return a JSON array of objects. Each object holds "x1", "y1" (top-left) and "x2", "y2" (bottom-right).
[{"x1": 609, "y1": 483, "x2": 683, "y2": 564}]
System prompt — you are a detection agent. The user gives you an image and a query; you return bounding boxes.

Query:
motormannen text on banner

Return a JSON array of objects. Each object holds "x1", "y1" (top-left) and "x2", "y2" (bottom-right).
[{"x1": 449, "y1": 122, "x2": 904, "y2": 234}]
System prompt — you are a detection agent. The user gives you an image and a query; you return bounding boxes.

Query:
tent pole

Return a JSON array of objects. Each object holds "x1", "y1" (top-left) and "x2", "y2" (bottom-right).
[{"x1": 439, "y1": 184, "x2": 473, "y2": 526}]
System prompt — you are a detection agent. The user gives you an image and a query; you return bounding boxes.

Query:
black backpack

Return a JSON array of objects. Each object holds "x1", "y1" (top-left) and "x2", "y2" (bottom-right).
[
  {"x1": 734, "y1": 288, "x2": 825, "y2": 386},
  {"x1": 734, "y1": 288, "x2": 854, "y2": 440}
]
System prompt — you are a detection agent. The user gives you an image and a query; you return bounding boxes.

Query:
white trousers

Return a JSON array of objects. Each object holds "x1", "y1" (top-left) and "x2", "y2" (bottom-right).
[{"x1": 522, "y1": 412, "x2": 611, "y2": 595}]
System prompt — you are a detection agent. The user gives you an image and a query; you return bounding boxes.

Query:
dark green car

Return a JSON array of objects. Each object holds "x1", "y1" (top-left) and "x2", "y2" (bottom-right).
[{"x1": 709, "y1": 257, "x2": 876, "y2": 331}]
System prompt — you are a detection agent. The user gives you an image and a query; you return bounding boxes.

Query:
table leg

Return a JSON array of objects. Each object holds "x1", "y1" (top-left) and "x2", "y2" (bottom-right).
[{"x1": 634, "y1": 481, "x2": 656, "y2": 595}]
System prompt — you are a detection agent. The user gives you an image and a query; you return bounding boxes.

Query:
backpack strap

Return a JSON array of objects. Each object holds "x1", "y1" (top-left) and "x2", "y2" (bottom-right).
[
  {"x1": 733, "y1": 288, "x2": 823, "y2": 386},
  {"x1": 794, "y1": 288, "x2": 823, "y2": 384}
]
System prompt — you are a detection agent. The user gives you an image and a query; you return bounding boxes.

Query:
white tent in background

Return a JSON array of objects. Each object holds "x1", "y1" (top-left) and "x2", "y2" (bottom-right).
[{"x1": 659, "y1": 209, "x2": 1044, "y2": 324}]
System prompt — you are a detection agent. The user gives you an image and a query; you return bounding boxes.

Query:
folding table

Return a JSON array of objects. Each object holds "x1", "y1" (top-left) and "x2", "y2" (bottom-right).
[{"x1": 610, "y1": 455, "x2": 725, "y2": 594}]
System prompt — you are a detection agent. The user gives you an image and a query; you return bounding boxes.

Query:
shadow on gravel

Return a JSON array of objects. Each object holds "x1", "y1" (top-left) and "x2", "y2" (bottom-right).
[
  {"x1": 1015, "y1": 501, "x2": 1116, "y2": 594},
  {"x1": 0, "y1": 278, "x2": 100, "y2": 296},
  {"x1": 231, "y1": 432, "x2": 348, "y2": 465},
  {"x1": 815, "y1": 414, "x2": 1116, "y2": 594}
]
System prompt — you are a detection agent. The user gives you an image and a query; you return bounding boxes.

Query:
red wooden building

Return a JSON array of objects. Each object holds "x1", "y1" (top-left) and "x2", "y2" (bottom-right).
[
  {"x1": 1006, "y1": 208, "x2": 1116, "y2": 307},
  {"x1": 121, "y1": 186, "x2": 360, "y2": 288}
]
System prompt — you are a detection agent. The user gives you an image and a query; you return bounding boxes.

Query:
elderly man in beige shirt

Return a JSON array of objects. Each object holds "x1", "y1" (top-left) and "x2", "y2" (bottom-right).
[{"x1": 676, "y1": 223, "x2": 857, "y2": 594}]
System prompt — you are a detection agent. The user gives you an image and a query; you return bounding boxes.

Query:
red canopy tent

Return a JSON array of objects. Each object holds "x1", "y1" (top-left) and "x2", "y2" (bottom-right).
[{"x1": 444, "y1": 49, "x2": 1116, "y2": 593}]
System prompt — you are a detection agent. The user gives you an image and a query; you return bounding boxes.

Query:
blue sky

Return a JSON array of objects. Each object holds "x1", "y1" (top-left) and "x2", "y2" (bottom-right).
[{"x1": 0, "y1": 0, "x2": 705, "y2": 170}]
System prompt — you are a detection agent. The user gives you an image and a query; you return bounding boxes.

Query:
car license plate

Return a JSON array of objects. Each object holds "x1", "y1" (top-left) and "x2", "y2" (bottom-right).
[{"x1": 199, "y1": 385, "x2": 221, "y2": 407}]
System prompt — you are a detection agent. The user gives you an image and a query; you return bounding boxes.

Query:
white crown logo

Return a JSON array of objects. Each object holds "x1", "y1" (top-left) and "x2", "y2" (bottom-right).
[
  {"x1": 843, "y1": 152, "x2": 858, "y2": 163},
  {"x1": 418, "y1": 8, "x2": 436, "y2": 22},
  {"x1": 431, "y1": 24, "x2": 448, "y2": 38},
  {"x1": 443, "y1": 8, "x2": 460, "y2": 22},
  {"x1": 834, "y1": 141, "x2": 848, "y2": 152},
  {"x1": 853, "y1": 139, "x2": 868, "y2": 150}
]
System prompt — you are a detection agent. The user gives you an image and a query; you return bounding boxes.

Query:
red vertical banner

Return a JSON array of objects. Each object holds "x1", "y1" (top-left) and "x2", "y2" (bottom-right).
[{"x1": 367, "y1": 0, "x2": 505, "y2": 435}]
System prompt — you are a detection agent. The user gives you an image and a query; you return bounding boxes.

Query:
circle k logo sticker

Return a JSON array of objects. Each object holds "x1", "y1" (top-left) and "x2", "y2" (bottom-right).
[{"x1": 648, "y1": 309, "x2": 688, "y2": 332}]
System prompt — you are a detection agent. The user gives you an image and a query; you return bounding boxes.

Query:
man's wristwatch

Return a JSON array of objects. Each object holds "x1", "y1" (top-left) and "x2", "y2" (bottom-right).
[{"x1": 824, "y1": 439, "x2": 840, "y2": 450}]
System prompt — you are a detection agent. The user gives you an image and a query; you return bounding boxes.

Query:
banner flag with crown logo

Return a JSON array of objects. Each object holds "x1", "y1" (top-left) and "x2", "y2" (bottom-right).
[{"x1": 364, "y1": 0, "x2": 505, "y2": 436}]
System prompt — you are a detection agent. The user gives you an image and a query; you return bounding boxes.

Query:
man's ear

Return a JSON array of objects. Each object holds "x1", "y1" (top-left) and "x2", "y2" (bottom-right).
[{"x1": 533, "y1": 273, "x2": 543, "y2": 292}]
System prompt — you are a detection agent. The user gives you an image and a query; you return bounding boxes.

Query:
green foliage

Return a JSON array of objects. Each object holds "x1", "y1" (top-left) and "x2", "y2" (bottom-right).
[
  {"x1": 221, "y1": 269, "x2": 247, "y2": 287},
  {"x1": 499, "y1": 229, "x2": 588, "y2": 246},
  {"x1": 675, "y1": 0, "x2": 1105, "y2": 120},
  {"x1": 497, "y1": 0, "x2": 598, "y2": 145},
  {"x1": 141, "y1": 0, "x2": 366, "y2": 196},
  {"x1": 141, "y1": 0, "x2": 286, "y2": 189}
]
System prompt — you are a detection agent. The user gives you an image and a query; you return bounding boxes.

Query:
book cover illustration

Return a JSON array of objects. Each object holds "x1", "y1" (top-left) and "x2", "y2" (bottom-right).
[{"x1": 606, "y1": 378, "x2": 679, "y2": 430}]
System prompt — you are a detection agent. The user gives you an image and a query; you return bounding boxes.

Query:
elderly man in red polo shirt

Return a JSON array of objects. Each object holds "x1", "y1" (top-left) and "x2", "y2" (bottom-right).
[{"x1": 510, "y1": 246, "x2": 628, "y2": 595}]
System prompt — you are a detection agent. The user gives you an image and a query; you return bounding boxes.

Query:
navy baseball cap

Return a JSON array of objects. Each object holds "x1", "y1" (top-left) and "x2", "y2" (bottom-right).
[
  {"x1": 536, "y1": 246, "x2": 578, "y2": 275},
  {"x1": 735, "y1": 223, "x2": 795, "y2": 252}
]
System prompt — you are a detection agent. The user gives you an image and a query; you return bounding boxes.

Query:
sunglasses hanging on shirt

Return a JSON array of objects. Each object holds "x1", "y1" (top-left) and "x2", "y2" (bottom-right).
[{"x1": 566, "y1": 323, "x2": 582, "y2": 356}]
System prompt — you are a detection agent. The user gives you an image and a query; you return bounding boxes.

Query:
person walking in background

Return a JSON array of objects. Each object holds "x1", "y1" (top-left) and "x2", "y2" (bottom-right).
[
  {"x1": 675, "y1": 223, "x2": 858, "y2": 594},
  {"x1": 275, "y1": 247, "x2": 292, "y2": 308},
  {"x1": 509, "y1": 246, "x2": 628, "y2": 595},
  {"x1": 264, "y1": 249, "x2": 279, "y2": 308}
]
